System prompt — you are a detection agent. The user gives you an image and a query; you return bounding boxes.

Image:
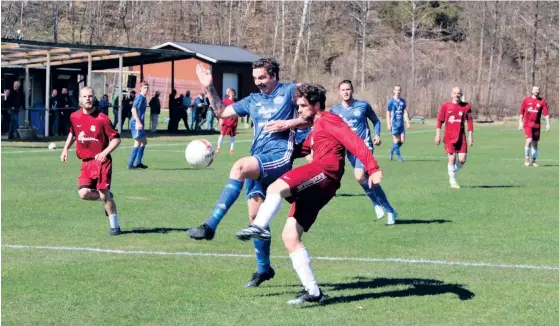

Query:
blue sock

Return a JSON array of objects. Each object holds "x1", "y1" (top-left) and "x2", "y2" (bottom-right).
[
  {"x1": 127, "y1": 147, "x2": 139, "y2": 167},
  {"x1": 204, "y1": 179, "x2": 244, "y2": 230},
  {"x1": 360, "y1": 182, "x2": 380, "y2": 206},
  {"x1": 254, "y1": 227, "x2": 271, "y2": 274},
  {"x1": 372, "y1": 185, "x2": 396, "y2": 214},
  {"x1": 395, "y1": 142, "x2": 402, "y2": 157},
  {"x1": 390, "y1": 143, "x2": 398, "y2": 154},
  {"x1": 136, "y1": 146, "x2": 145, "y2": 165}
]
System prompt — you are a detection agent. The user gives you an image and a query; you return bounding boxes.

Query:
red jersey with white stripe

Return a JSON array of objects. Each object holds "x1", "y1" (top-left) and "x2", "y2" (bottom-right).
[
  {"x1": 301, "y1": 111, "x2": 379, "y2": 181},
  {"x1": 520, "y1": 96, "x2": 549, "y2": 128},
  {"x1": 221, "y1": 98, "x2": 238, "y2": 128},
  {"x1": 436, "y1": 101, "x2": 473, "y2": 144},
  {"x1": 69, "y1": 109, "x2": 120, "y2": 160}
]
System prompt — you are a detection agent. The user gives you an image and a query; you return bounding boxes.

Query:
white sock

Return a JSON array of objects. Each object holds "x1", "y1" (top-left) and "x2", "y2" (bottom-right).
[
  {"x1": 525, "y1": 146, "x2": 530, "y2": 158},
  {"x1": 230, "y1": 136, "x2": 235, "y2": 151},
  {"x1": 289, "y1": 247, "x2": 320, "y2": 296},
  {"x1": 448, "y1": 164, "x2": 456, "y2": 183},
  {"x1": 217, "y1": 135, "x2": 224, "y2": 149},
  {"x1": 253, "y1": 193, "x2": 282, "y2": 228},
  {"x1": 531, "y1": 148, "x2": 539, "y2": 161},
  {"x1": 454, "y1": 160, "x2": 463, "y2": 171},
  {"x1": 109, "y1": 214, "x2": 119, "y2": 229}
]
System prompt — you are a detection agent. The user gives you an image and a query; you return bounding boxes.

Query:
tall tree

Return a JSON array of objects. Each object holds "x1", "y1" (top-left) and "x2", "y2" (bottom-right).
[{"x1": 291, "y1": 0, "x2": 310, "y2": 79}]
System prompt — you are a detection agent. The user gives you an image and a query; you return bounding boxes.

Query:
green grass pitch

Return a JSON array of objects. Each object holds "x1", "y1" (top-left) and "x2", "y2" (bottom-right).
[{"x1": 2, "y1": 122, "x2": 558, "y2": 325}]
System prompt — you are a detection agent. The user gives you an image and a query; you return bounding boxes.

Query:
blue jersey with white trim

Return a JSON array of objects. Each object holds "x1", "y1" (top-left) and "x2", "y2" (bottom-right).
[
  {"x1": 330, "y1": 99, "x2": 380, "y2": 149},
  {"x1": 132, "y1": 94, "x2": 147, "y2": 124},
  {"x1": 232, "y1": 83, "x2": 297, "y2": 157},
  {"x1": 387, "y1": 97, "x2": 407, "y2": 129}
]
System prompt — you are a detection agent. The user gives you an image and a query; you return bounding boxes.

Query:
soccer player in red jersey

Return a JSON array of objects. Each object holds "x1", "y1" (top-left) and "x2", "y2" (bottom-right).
[
  {"x1": 519, "y1": 86, "x2": 551, "y2": 167},
  {"x1": 60, "y1": 87, "x2": 123, "y2": 235},
  {"x1": 435, "y1": 87, "x2": 474, "y2": 189},
  {"x1": 216, "y1": 88, "x2": 239, "y2": 155},
  {"x1": 235, "y1": 84, "x2": 383, "y2": 305}
]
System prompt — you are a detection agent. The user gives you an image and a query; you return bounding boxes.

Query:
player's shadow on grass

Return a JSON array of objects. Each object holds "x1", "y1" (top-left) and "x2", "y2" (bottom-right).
[
  {"x1": 394, "y1": 219, "x2": 452, "y2": 224},
  {"x1": 314, "y1": 277, "x2": 474, "y2": 306},
  {"x1": 462, "y1": 185, "x2": 522, "y2": 189},
  {"x1": 335, "y1": 193, "x2": 366, "y2": 197},
  {"x1": 539, "y1": 164, "x2": 559, "y2": 168},
  {"x1": 402, "y1": 158, "x2": 442, "y2": 162},
  {"x1": 149, "y1": 167, "x2": 197, "y2": 171},
  {"x1": 119, "y1": 227, "x2": 190, "y2": 234}
]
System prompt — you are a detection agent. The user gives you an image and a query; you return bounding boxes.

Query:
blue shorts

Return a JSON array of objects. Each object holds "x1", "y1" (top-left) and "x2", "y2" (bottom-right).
[
  {"x1": 347, "y1": 148, "x2": 373, "y2": 170},
  {"x1": 130, "y1": 120, "x2": 147, "y2": 140},
  {"x1": 245, "y1": 152, "x2": 292, "y2": 200},
  {"x1": 392, "y1": 126, "x2": 406, "y2": 136}
]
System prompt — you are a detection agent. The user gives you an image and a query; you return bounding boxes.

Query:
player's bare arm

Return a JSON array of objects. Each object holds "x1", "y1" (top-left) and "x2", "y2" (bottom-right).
[
  {"x1": 195, "y1": 64, "x2": 237, "y2": 119},
  {"x1": 544, "y1": 115, "x2": 551, "y2": 131},
  {"x1": 131, "y1": 107, "x2": 143, "y2": 130},
  {"x1": 95, "y1": 138, "x2": 121, "y2": 162},
  {"x1": 386, "y1": 110, "x2": 392, "y2": 130},
  {"x1": 265, "y1": 117, "x2": 311, "y2": 133},
  {"x1": 518, "y1": 114, "x2": 524, "y2": 130},
  {"x1": 404, "y1": 110, "x2": 411, "y2": 129},
  {"x1": 60, "y1": 132, "x2": 75, "y2": 163}
]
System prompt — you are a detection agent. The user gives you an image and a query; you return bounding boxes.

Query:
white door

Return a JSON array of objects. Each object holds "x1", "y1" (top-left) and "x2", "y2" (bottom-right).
[{"x1": 222, "y1": 73, "x2": 238, "y2": 98}]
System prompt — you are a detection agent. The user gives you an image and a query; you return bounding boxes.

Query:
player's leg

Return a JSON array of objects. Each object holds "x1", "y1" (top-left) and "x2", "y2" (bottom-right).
[
  {"x1": 283, "y1": 217, "x2": 325, "y2": 304},
  {"x1": 394, "y1": 131, "x2": 405, "y2": 161},
  {"x1": 187, "y1": 156, "x2": 261, "y2": 240},
  {"x1": 99, "y1": 189, "x2": 121, "y2": 235},
  {"x1": 77, "y1": 161, "x2": 101, "y2": 200},
  {"x1": 229, "y1": 129, "x2": 236, "y2": 155},
  {"x1": 531, "y1": 129, "x2": 541, "y2": 166},
  {"x1": 135, "y1": 135, "x2": 148, "y2": 169},
  {"x1": 244, "y1": 193, "x2": 275, "y2": 288},
  {"x1": 354, "y1": 166, "x2": 384, "y2": 220},
  {"x1": 389, "y1": 134, "x2": 399, "y2": 161},
  {"x1": 127, "y1": 138, "x2": 140, "y2": 169},
  {"x1": 447, "y1": 152, "x2": 459, "y2": 188},
  {"x1": 77, "y1": 187, "x2": 100, "y2": 200},
  {"x1": 216, "y1": 132, "x2": 224, "y2": 154}
]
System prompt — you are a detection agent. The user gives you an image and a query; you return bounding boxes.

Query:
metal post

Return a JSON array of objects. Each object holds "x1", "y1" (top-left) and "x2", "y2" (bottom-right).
[
  {"x1": 87, "y1": 53, "x2": 92, "y2": 86},
  {"x1": 24, "y1": 66, "x2": 30, "y2": 123},
  {"x1": 140, "y1": 61, "x2": 144, "y2": 82},
  {"x1": 103, "y1": 73, "x2": 107, "y2": 95},
  {"x1": 45, "y1": 53, "x2": 51, "y2": 137},
  {"x1": 171, "y1": 60, "x2": 175, "y2": 91},
  {"x1": 117, "y1": 54, "x2": 123, "y2": 134}
]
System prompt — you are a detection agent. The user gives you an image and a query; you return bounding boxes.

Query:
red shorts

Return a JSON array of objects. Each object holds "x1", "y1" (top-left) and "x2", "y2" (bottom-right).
[
  {"x1": 78, "y1": 159, "x2": 112, "y2": 191},
  {"x1": 280, "y1": 163, "x2": 340, "y2": 232},
  {"x1": 220, "y1": 125, "x2": 237, "y2": 136},
  {"x1": 444, "y1": 138, "x2": 467, "y2": 154},
  {"x1": 523, "y1": 126, "x2": 540, "y2": 141}
]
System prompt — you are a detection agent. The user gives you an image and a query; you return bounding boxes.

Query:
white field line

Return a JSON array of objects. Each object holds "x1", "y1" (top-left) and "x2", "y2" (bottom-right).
[{"x1": 2, "y1": 244, "x2": 558, "y2": 271}]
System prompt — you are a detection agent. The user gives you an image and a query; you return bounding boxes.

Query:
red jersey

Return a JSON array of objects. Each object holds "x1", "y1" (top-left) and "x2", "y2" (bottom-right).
[
  {"x1": 69, "y1": 109, "x2": 120, "y2": 160},
  {"x1": 520, "y1": 96, "x2": 549, "y2": 128},
  {"x1": 436, "y1": 101, "x2": 473, "y2": 144},
  {"x1": 301, "y1": 111, "x2": 379, "y2": 181},
  {"x1": 222, "y1": 98, "x2": 238, "y2": 128}
]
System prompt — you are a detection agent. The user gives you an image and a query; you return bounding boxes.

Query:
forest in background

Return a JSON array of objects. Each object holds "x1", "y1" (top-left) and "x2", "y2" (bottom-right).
[{"x1": 2, "y1": 1, "x2": 558, "y2": 118}]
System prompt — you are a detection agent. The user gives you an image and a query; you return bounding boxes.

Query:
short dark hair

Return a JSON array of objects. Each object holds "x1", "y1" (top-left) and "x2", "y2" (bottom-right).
[
  {"x1": 295, "y1": 83, "x2": 327, "y2": 111},
  {"x1": 253, "y1": 58, "x2": 280, "y2": 80},
  {"x1": 339, "y1": 79, "x2": 353, "y2": 90}
]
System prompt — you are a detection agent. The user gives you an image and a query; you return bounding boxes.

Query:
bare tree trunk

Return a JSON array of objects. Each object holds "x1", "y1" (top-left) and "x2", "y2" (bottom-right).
[
  {"x1": 228, "y1": 0, "x2": 233, "y2": 45},
  {"x1": 410, "y1": 0, "x2": 417, "y2": 104},
  {"x1": 360, "y1": 1, "x2": 370, "y2": 91},
  {"x1": 281, "y1": 0, "x2": 286, "y2": 64},
  {"x1": 531, "y1": 0, "x2": 539, "y2": 87},
  {"x1": 353, "y1": 31, "x2": 359, "y2": 81},
  {"x1": 305, "y1": 1, "x2": 312, "y2": 80},
  {"x1": 475, "y1": 1, "x2": 487, "y2": 107},
  {"x1": 272, "y1": 1, "x2": 280, "y2": 56},
  {"x1": 291, "y1": 0, "x2": 310, "y2": 79},
  {"x1": 524, "y1": 46, "x2": 529, "y2": 93},
  {"x1": 485, "y1": 1, "x2": 499, "y2": 115},
  {"x1": 53, "y1": 2, "x2": 59, "y2": 42},
  {"x1": 70, "y1": 2, "x2": 75, "y2": 43}
]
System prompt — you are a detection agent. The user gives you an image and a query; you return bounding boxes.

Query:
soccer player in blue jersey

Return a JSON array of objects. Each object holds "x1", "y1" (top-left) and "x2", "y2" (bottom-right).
[
  {"x1": 187, "y1": 58, "x2": 301, "y2": 287},
  {"x1": 386, "y1": 85, "x2": 411, "y2": 162},
  {"x1": 329, "y1": 80, "x2": 398, "y2": 225},
  {"x1": 127, "y1": 82, "x2": 149, "y2": 169}
]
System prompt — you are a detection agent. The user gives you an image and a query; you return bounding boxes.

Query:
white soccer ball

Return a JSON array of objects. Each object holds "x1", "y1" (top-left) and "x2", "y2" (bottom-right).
[
  {"x1": 48, "y1": 142, "x2": 57, "y2": 150},
  {"x1": 185, "y1": 139, "x2": 215, "y2": 168}
]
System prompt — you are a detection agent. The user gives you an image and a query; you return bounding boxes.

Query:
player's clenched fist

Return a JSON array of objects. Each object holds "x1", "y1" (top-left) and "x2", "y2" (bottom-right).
[{"x1": 434, "y1": 135, "x2": 441, "y2": 145}]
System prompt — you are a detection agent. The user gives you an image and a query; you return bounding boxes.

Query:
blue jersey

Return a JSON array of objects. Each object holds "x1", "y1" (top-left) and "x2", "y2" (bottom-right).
[
  {"x1": 330, "y1": 99, "x2": 381, "y2": 149},
  {"x1": 233, "y1": 83, "x2": 297, "y2": 157},
  {"x1": 132, "y1": 94, "x2": 147, "y2": 124},
  {"x1": 295, "y1": 127, "x2": 311, "y2": 145},
  {"x1": 387, "y1": 97, "x2": 407, "y2": 128}
]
